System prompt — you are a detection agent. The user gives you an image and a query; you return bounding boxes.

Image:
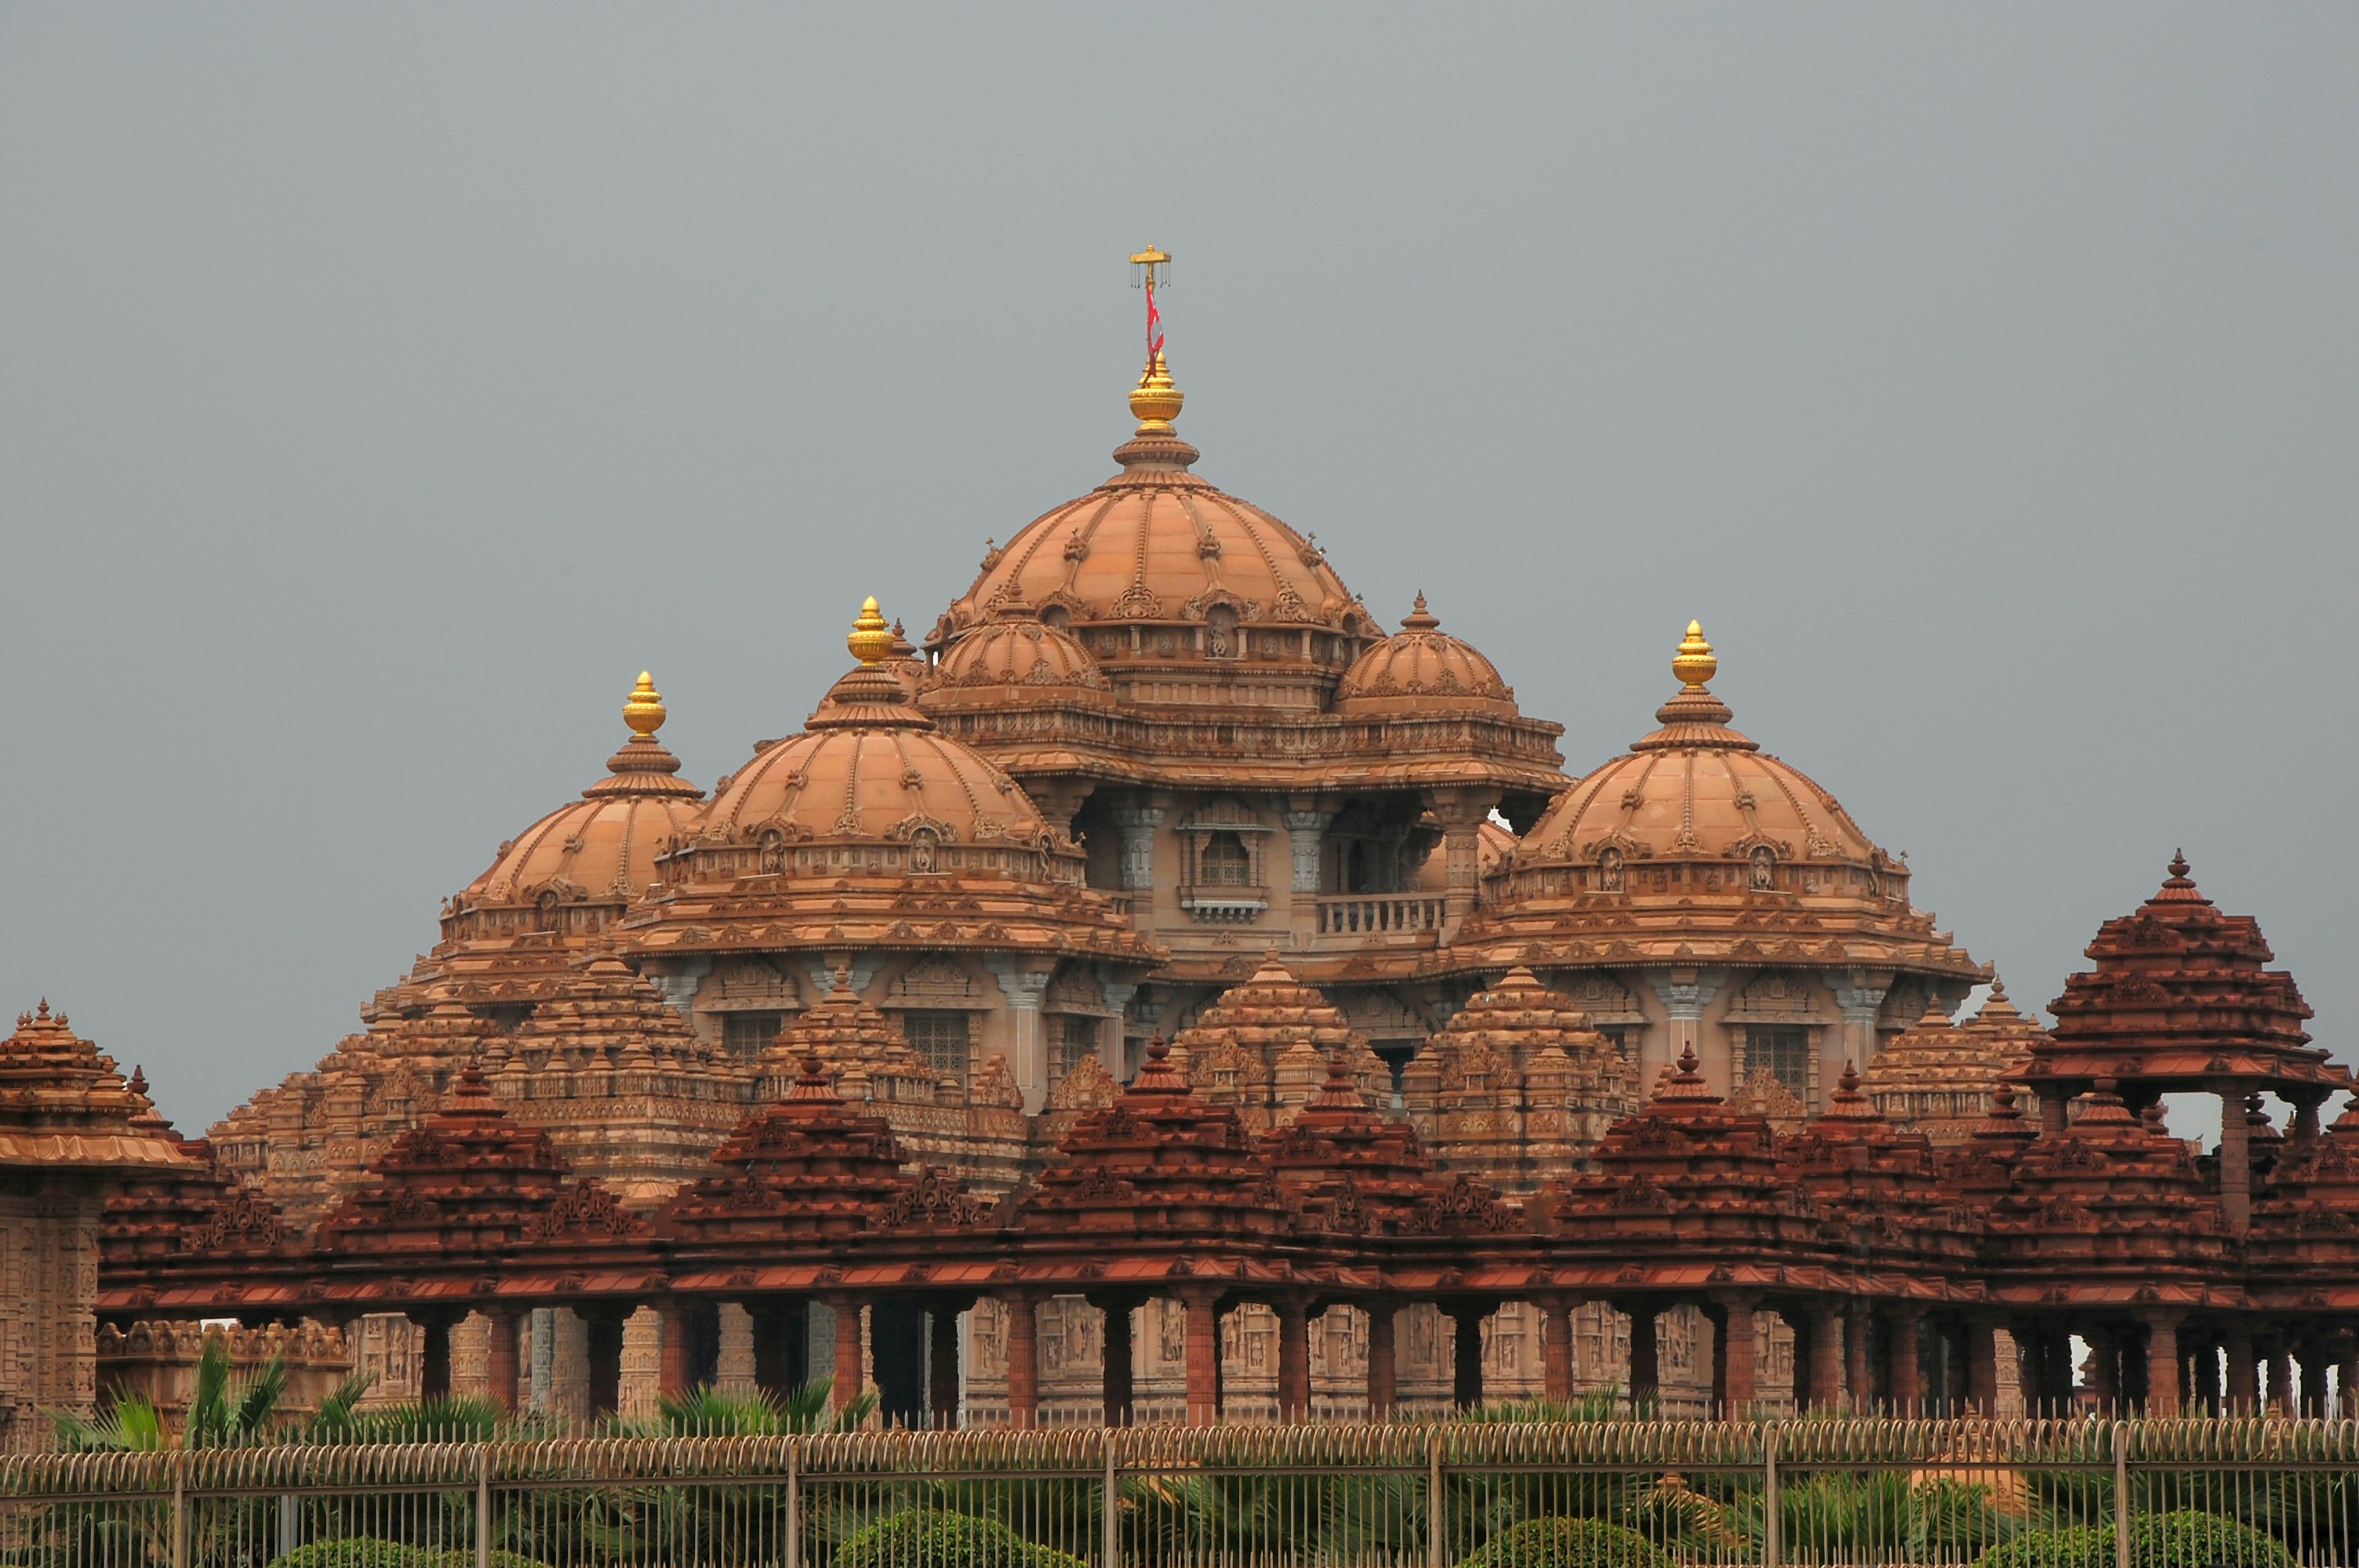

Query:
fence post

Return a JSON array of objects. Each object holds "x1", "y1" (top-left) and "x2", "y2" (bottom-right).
[
  {"x1": 170, "y1": 1450, "x2": 188, "y2": 1568},
  {"x1": 1427, "y1": 1427, "x2": 1445, "y2": 1568},
  {"x1": 2113, "y1": 1421, "x2": 2131, "y2": 1568},
  {"x1": 1763, "y1": 1423, "x2": 1780, "y2": 1568},
  {"x1": 785, "y1": 1437, "x2": 801, "y2": 1568},
  {"x1": 1102, "y1": 1429, "x2": 1121, "y2": 1568},
  {"x1": 474, "y1": 1441, "x2": 491, "y2": 1568}
]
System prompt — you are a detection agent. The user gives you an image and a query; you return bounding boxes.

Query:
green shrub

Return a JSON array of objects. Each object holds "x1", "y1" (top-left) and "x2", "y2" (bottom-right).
[
  {"x1": 1974, "y1": 1509, "x2": 2295, "y2": 1568},
  {"x1": 266, "y1": 1540, "x2": 434, "y2": 1568},
  {"x1": 1459, "y1": 1516, "x2": 1671, "y2": 1568},
  {"x1": 834, "y1": 1511, "x2": 1089, "y2": 1568},
  {"x1": 430, "y1": 1552, "x2": 553, "y2": 1568}
]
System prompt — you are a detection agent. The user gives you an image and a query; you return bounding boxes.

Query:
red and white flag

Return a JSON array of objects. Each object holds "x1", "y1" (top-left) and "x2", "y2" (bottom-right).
[{"x1": 1147, "y1": 283, "x2": 1165, "y2": 360}]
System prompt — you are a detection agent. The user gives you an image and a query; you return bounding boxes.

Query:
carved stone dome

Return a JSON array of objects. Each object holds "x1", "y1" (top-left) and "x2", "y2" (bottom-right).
[
  {"x1": 921, "y1": 601, "x2": 1113, "y2": 713},
  {"x1": 446, "y1": 675, "x2": 705, "y2": 941},
  {"x1": 1511, "y1": 623, "x2": 1886, "y2": 887},
  {"x1": 933, "y1": 367, "x2": 1382, "y2": 680},
  {"x1": 696, "y1": 661, "x2": 1063, "y2": 871},
  {"x1": 1334, "y1": 594, "x2": 1517, "y2": 717}
]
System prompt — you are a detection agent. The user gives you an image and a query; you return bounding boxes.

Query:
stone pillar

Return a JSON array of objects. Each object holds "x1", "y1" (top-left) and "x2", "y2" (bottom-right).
[
  {"x1": 2141, "y1": 1315, "x2": 2183, "y2": 1417},
  {"x1": 2336, "y1": 1341, "x2": 2359, "y2": 1422},
  {"x1": 1183, "y1": 1294, "x2": 1222, "y2": 1425},
  {"x1": 1965, "y1": 1319, "x2": 2000, "y2": 1415},
  {"x1": 655, "y1": 1305, "x2": 694, "y2": 1401},
  {"x1": 1102, "y1": 1298, "x2": 1136, "y2": 1428},
  {"x1": 484, "y1": 1309, "x2": 522, "y2": 1414},
  {"x1": 1625, "y1": 1305, "x2": 1660, "y2": 1407},
  {"x1": 1846, "y1": 1307, "x2": 1873, "y2": 1413},
  {"x1": 1645, "y1": 971, "x2": 1726, "y2": 1098},
  {"x1": 987, "y1": 960, "x2": 1057, "y2": 1114},
  {"x1": 1427, "y1": 787, "x2": 1499, "y2": 940},
  {"x1": 1540, "y1": 1301, "x2": 1575, "y2": 1403},
  {"x1": 1365, "y1": 1301, "x2": 1399, "y2": 1417},
  {"x1": 584, "y1": 1310, "x2": 626, "y2": 1417},
  {"x1": 2295, "y1": 1343, "x2": 2330, "y2": 1418},
  {"x1": 1887, "y1": 1311, "x2": 1923, "y2": 1416},
  {"x1": 1449, "y1": 1305, "x2": 1487, "y2": 1410},
  {"x1": 2218, "y1": 1087, "x2": 2252, "y2": 1235},
  {"x1": 1112, "y1": 802, "x2": 1164, "y2": 891},
  {"x1": 1808, "y1": 1308, "x2": 1845, "y2": 1411},
  {"x1": 928, "y1": 1305, "x2": 962, "y2": 1429},
  {"x1": 1275, "y1": 1299, "x2": 1311, "y2": 1421},
  {"x1": 1714, "y1": 1295, "x2": 1758, "y2": 1415},
  {"x1": 715, "y1": 1304, "x2": 757, "y2": 1396},
  {"x1": 1003, "y1": 1294, "x2": 1038, "y2": 1429},
  {"x1": 1830, "y1": 971, "x2": 1892, "y2": 1108},
  {"x1": 830, "y1": 1298, "x2": 867, "y2": 1415}
]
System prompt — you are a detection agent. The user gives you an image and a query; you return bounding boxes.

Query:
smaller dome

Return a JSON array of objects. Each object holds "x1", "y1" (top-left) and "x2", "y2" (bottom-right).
[
  {"x1": 922, "y1": 601, "x2": 1112, "y2": 712},
  {"x1": 1334, "y1": 594, "x2": 1515, "y2": 717},
  {"x1": 451, "y1": 673, "x2": 705, "y2": 930}
]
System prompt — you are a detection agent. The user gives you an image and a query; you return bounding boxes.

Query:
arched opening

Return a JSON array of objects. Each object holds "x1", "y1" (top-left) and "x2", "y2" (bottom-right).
[{"x1": 1199, "y1": 831, "x2": 1252, "y2": 887}]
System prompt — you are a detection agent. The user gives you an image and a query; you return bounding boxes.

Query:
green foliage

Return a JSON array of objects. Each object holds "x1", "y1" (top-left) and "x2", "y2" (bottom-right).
[
  {"x1": 1974, "y1": 1509, "x2": 2296, "y2": 1568},
  {"x1": 52, "y1": 1336, "x2": 295, "y2": 1452},
  {"x1": 631, "y1": 1375, "x2": 878, "y2": 1436},
  {"x1": 265, "y1": 1539, "x2": 434, "y2": 1568},
  {"x1": 1458, "y1": 1516, "x2": 1672, "y2": 1568},
  {"x1": 835, "y1": 1511, "x2": 1089, "y2": 1568}
]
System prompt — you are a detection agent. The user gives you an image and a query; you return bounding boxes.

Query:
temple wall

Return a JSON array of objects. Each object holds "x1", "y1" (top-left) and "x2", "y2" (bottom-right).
[
  {"x1": 0, "y1": 1187, "x2": 103, "y2": 1454},
  {"x1": 96, "y1": 1320, "x2": 352, "y2": 1425}
]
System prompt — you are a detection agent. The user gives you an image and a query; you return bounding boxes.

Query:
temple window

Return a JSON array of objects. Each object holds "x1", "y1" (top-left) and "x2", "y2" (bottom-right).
[
  {"x1": 1050, "y1": 1014, "x2": 1100, "y2": 1088},
  {"x1": 722, "y1": 1012, "x2": 785, "y2": 1057},
  {"x1": 1747, "y1": 1025, "x2": 1812, "y2": 1096},
  {"x1": 1198, "y1": 832, "x2": 1252, "y2": 887},
  {"x1": 900, "y1": 1011, "x2": 971, "y2": 1086}
]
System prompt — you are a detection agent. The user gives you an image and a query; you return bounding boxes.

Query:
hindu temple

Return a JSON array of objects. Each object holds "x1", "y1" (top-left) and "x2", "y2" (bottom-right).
[{"x1": 5, "y1": 255, "x2": 2353, "y2": 1450}]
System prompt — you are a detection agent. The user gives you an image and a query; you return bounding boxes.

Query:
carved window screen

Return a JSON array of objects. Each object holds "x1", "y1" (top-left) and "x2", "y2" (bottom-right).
[
  {"x1": 722, "y1": 1012, "x2": 786, "y2": 1058},
  {"x1": 1050, "y1": 1014, "x2": 1100, "y2": 1090},
  {"x1": 1747, "y1": 1025, "x2": 1812, "y2": 1096},
  {"x1": 1199, "y1": 832, "x2": 1252, "y2": 887},
  {"x1": 900, "y1": 1011, "x2": 971, "y2": 1085}
]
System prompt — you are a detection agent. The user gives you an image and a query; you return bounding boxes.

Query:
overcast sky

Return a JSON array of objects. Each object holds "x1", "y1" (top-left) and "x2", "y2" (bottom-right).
[{"x1": 3, "y1": 5, "x2": 2352, "y2": 1140}]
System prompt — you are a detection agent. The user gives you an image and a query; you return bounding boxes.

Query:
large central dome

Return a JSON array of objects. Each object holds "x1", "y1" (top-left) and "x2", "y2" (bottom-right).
[{"x1": 932, "y1": 357, "x2": 1382, "y2": 673}]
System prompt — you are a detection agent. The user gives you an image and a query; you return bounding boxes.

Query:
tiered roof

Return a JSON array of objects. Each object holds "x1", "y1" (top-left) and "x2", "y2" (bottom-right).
[
  {"x1": 1403, "y1": 965, "x2": 1633, "y2": 1190},
  {"x1": 1169, "y1": 956, "x2": 1388, "y2": 1131},
  {"x1": 1258, "y1": 1049, "x2": 1438, "y2": 1233},
  {"x1": 2247, "y1": 1098, "x2": 2359, "y2": 1304},
  {"x1": 0, "y1": 1003, "x2": 189, "y2": 1174},
  {"x1": 2037, "y1": 854, "x2": 2344, "y2": 1102},
  {"x1": 1864, "y1": 983, "x2": 2045, "y2": 1145}
]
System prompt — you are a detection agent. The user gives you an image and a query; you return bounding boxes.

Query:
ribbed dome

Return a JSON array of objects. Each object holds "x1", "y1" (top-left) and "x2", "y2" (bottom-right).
[
  {"x1": 938, "y1": 378, "x2": 1377, "y2": 659},
  {"x1": 1514, "y1": 624, "x2": 1885, "y2": 884},
  {"x1": 921, "y1": 602, "x2": 1112, "y2": 712},
  {"x1": 700, "y1": 662, "x2": 1056, "y2": 858},
  {"x1": 453, "y1": 675, "x2": 705, "y2": 920},
  {"x1": 1334, "y1": 594, "x2": 1516, "y2": 717}
]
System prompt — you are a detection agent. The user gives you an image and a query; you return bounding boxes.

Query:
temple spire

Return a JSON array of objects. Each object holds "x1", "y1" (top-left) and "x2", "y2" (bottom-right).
[{"x1": 1128, "y1": 245, "x2": 1183, "y2": 435}]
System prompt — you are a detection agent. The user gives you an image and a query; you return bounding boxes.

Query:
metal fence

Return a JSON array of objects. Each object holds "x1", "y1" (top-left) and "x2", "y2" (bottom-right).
[{"x1": 5, "y1": 1419, "x2": 2355, "y2": 1568}]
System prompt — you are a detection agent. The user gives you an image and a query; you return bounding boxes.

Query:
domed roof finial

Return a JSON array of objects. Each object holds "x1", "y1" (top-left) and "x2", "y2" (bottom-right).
[
  {"x1": 848, "y1": 597, "x2": 896, "y2": 666},
  {"x1": 623, "y1": 671, "x2": 666, "y2": 739},
  {"x1": 1127, "y1": 245, "x2": 1183, "y2": 435},
  {"x1": 1673, "y1": 620, "x2": 1717, "y2": 691},
  {"x1": 1401, "y1": 592, "x2": 1440, "y2": 632}
]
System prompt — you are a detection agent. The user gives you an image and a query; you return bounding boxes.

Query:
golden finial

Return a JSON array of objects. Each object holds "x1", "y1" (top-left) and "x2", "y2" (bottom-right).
[
  {"x1": 848, "y1": 596, "x2": 896, "y2": 666},
  {"x1": 1127, "y1": 244, "x2": 1182, "y2": 434},
  {"x1": 622, "y1": 671, "x2": 666, "y2": 738},
  {"x1": 1672, "y1": 620, "x2": 1717, "y2": 690}
]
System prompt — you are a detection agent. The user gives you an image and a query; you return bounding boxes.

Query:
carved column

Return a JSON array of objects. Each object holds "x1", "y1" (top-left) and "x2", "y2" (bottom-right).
[
  {"x1": 1830, "y1": 971, "x2": 1892, "y2": 1109},
  {"x1": 1645, "y1": 970, "x2": 1725, "y2": 1097},
  {"x1": 1962, "y1": 1318, "x2": 2000, "y2": 1415},
  {"x1": 829, "y1": 1297, "x2": 867, "y2": 1414},
  {"x1": 1540, "y1": 1300, "x2": 1575, "y2": 1403},
  {"x1": 2142, "y1": 1314, "x2": 2183, "y2": 1417},
  {"x1": 1449, "y1": 1305, "x2": 1488, "y2": 1410},
  {"x1": 1274, "y1": 1298, "x2": 1312, "y2": 1421},
  {"x1": 928, "y1": 1305, "x2": 963, "y2": 1430},
  {"x1": 2223, "y1": 1327, "x2": 2258, "y2": 1415},
  {"x1": 415, "y1": 1312, "x2": 454, "y2": 1400},
  {"x1": 2265, "y1": 1344, "x2": 2293, "y2": 1417},
  {"x1": 656, "y1": 1304, "x2": 693, "y2": 1400},
  {"x1": 1099, "y1": 1297, "x2": 1136, "y2": 1427},
  {"x1": 584, "y1": 1309, "x2": 626, "y2": 1417},
  {"x1": 2217, "y1": 1086, "x2": 2252, "y2": 1235},
  {"x1": 987, "y1": 958, "x2": 1057, "y2": 1114},
  {"x1": 1808, "y1": 1307, "x2": 1845, "y2": 1411},
  {"x1": 1887, "y1": 1310, "x2": 1923, "y2": 1415},
  {"x1": 484, "y1": 1308, "x2": 522, "y2": 1415},
  {"x1": 2337, "y1": 1341, "x2": 2359, "y2": 1422},
  {"x1": 1714, "y1": 1295, "x2": 1758, "y2": 1414},
  {"x1": 1111, "y1": 802, "x2": 1165, "y2": 891},
  {"x1": 1427, "y1": 787, "x2": 1500, "y2": 939},
  {"x1": 1281, "y1": 800, "x2": 1337, "y2": 945},
  {"x1": 999, "y1": 1294, "x2": 1038, "y2": 1429},
  {"x1": 1182, "y1": 1294, "x2": 1223, "y2": 1425},
  {"x1": 1365, "y1": 1301, "x2": 1399, "y2": 1417}
]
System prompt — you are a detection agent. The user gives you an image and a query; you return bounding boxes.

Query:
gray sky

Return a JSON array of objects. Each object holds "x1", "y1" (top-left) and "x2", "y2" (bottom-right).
[{"x1": 3, "y1": 5, "x2": 2352, "y2": 1140}]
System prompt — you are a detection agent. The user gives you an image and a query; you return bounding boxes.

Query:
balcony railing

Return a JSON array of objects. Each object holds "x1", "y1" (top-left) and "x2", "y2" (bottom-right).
[{"x1": 1318, "y1": 891, "x2": 1446, "y2": 936}]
